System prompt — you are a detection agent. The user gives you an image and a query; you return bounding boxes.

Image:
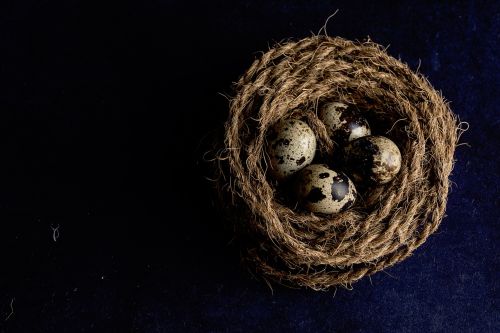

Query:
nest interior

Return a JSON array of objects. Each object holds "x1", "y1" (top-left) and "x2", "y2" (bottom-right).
[{"x1": 216, "y1": 35, "x2": 460, "y2": 290}]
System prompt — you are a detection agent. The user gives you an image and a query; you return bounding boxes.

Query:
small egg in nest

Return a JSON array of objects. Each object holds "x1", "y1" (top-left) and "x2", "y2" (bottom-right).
[
  {"x1": 319, "y1": 102, "x2": 371, "y2": 144},
  {"x1": 343, "y1": 135, "x2": 402, "y2": 185},
  {"x1": 266, "y1": 119, "x2": 316, "y2": 181},
  {"x1": 295, "y1": 164, "x2": 356, "y2": 214}
]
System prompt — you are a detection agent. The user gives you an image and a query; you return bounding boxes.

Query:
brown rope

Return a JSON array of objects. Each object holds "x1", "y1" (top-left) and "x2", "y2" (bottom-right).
[{"x1": 215, "y1": 36, "x2": 460, "y2": 290}]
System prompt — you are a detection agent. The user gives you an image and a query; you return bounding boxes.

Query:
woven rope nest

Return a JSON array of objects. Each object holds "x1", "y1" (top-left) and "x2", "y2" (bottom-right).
[{"x1": 215, "y1": 35, "x2": 460, "y2": 290}]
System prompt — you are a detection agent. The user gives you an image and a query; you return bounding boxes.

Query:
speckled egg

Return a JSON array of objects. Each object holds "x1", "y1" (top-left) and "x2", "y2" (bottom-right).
[
  {"x1": 266, "y1": 119, "x2": 317, "y2": 180},
  {"x1": 343, "y1": 135, "x2": 402, "y2": 185},
  {"x1": 319, "y1": 102, "x2": 371, "y2": 144},
  {"x1": 295, "y1": 164, "x2": 356, "y2": 214}
]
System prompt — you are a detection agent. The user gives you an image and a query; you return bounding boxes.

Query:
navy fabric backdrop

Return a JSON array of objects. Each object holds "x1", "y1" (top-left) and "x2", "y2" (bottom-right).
[{"x1": 0, "y1": 1, "x2": 498, "y2": 332}]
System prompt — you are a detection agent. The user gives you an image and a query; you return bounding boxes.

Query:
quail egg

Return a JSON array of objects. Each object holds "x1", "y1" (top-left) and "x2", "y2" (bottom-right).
[
  {"x1": 319, "y1": 102, "x2": 371, "y2": 144},
  {"x1": 266, "y1": 119, "x2": 316, "y2": 180},
  {"x1": 295, "y1": 164, "x2": 356, "y2": 214},
  {"x1": 343, "y1": 135, "x2": 401, "y2": 185}
]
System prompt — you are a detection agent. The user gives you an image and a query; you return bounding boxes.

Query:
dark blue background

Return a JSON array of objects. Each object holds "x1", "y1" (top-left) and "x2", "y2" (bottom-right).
[{"x1": 0, "y1": 1, "x2": 498, "y2": 332}]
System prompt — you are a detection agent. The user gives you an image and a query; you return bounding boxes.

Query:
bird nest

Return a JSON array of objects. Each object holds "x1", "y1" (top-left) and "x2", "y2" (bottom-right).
[{"x1": 214, "y1": 36, "x2": 461, "y2": 290}]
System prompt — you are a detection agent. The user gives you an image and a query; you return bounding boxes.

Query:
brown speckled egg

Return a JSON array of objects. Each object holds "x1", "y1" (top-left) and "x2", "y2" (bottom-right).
[
  {"x1": 295, "y1": 164, "x2": 356, "y2": 214},
  {"x1": 266, "y1": 119, "x2": 316, "y2": 180},
  {"x1": 343, "y1": 135, "x2": 402, "y2": 185},
  {"x1": 319, "y1": 102, "x2": 371, "y2": 144}
]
